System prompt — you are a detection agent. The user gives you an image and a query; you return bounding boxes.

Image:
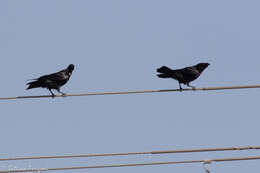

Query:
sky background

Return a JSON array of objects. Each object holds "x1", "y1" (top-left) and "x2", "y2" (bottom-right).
[{"x1": 1, "y1": 0, "x2": 260, "y2": 172}]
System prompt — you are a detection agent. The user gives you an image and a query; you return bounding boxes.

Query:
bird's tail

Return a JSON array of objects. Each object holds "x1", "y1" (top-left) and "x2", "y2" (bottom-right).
[
  {"x1": 26, "y1": 78, "x2": 38, "y2": 82},
  {"x1": 156, "y1": 66, "x2": 174, "y2": 78},
  {"x1": 26, "y1": 80, "x2": 41, "y2": 90}
]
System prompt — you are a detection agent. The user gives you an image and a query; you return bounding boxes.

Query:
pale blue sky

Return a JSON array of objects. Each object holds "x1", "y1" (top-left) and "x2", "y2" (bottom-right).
[{"x1": 1, "y1": 0, "x2": 260, "y2": 172}]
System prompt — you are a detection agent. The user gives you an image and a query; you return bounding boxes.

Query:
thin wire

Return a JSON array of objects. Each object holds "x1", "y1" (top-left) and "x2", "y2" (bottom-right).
[
  {"x1": 0, "y1": 84, "x2": 260, "y2": 100},
  {"x1": 1, "y1": 146, "x2": 260, "y2": 161},
  {"x1": 1, "y1": 155, "x2": 260, "y2": 172}
]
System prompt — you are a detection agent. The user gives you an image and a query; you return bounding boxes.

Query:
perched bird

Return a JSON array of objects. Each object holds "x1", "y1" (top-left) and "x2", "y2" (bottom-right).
[
  {"x1": 26, "y1": 64, "x2": 75, "y2": 97},
  {"x1": 157, "y1": 63, "x2": 210, "y2": 90}
]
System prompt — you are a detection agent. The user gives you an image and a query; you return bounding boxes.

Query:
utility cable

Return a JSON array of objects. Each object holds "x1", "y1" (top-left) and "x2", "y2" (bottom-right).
[
  {"x1": 0, "y1": 84, "x2": 260, "y2": 100},
  {"x1": 1, "y1": 155, "x2": 260, "y2": 172},
  {"x1": 1, "y1": 145, "x2": 260, "y2": 161}
]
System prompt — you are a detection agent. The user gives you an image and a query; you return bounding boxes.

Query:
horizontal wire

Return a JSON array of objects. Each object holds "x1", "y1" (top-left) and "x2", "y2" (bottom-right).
[
  {"x1": 1, "y1": 155, "x2": 260, "y2": 172},
  {"x1": 0, "y1": 84, "x2": 260, "y2": 101},
  {"x1": 1, "y1": 145, "x2": 260, "y2": 161}
]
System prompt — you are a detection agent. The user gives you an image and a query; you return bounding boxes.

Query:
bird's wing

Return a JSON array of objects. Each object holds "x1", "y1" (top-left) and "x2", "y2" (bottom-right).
[
  {"x1": 181, "y1": 67, "x2": 199, "y2": 77},
  {"x1": 169, "y1": 69, "x2": 183, "y2": 81},
  {"x1": 38, "y1": 71, "x2": 68, "y2": 82}
]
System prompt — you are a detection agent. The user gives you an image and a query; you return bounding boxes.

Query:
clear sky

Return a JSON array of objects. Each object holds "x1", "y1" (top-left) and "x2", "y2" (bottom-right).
[{"x1": 1, "y1": 0, "x2": 260, "y2": 172}]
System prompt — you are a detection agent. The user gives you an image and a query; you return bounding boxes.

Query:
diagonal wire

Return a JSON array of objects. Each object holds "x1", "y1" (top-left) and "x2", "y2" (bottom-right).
[
  {"x1": 0, "y1": 84, "x2": 260, "y2": 101},
  {"x1": 1, "y1": 156, "x2": 260, "y2": 172},
  {"x1": 1, "y1": 146, "x2": 260, "y2": 161}
]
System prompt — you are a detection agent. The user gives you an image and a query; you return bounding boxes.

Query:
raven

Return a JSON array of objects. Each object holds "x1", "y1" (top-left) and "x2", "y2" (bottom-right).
[
  {"x1": 157, "y1": 63, "x2": 209, "y2": 90},
  {"x1": 26, "y1": 64, "x2": 75, "y2": 97}
]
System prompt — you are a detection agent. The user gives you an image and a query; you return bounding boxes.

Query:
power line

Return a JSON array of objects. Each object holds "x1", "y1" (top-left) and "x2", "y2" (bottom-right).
[
  {"x1": 1, "y1": 84, "x2": 260, "y2": 101},
  {"x1": 1, "y1": 155, "x2": 260, "y2": 172},
  {"x1": 1, "y1": 145, "x2": 260, "y2": 161}
]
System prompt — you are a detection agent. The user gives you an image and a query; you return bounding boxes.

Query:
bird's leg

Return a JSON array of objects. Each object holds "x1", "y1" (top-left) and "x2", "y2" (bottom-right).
[
  {"x1": 57, "y1": 89, "x2": 67, "y2": 97},
  {"x1": 187, "y1": 83, "x2": 196, "y2": 90},
  {"x1": 48, "y1": 89, "x2": 56, "y2": 98},
  {"x1": 179, "y1": 82, "x2": 183, "y2": 92}
]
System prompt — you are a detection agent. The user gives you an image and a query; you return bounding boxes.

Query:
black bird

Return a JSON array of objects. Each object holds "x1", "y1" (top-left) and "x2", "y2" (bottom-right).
[
  {"x1": 157, "y1": 63, "x2": 210, "y2": 90},
  {"x1": 26, "y1": 64, "x2": 75, "y2": 97}
]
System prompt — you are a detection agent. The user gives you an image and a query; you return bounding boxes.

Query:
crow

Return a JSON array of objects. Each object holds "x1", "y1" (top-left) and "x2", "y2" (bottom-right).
[
  {"x1": 26, "y1": 64, "x2": 75, "y2": 97},
  {"x1": 157, "y1": 63, "x2": 210, "y2": 90}
]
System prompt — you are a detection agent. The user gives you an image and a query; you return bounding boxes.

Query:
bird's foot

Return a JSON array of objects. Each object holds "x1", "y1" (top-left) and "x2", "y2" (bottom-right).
[
  {"x1": 61, "y1": 93, "x2": 67, "y2": 97},
  {"x1": 57, "y1": 90, "x2": 67, "y2": 97},
  {"x1": 179, "y1": 83, "x2": 183, "y2": 92},
  {"x1": 48, "y1": 89, "x2": 56, "y2": 98},
  {"x1": 187, "y1": 84, "x2": 196, "y2": 91}
]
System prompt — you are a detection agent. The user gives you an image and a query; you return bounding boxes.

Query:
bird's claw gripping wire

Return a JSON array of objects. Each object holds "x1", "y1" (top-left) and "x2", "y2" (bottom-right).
[
  {"x1": 58, "y1": 90, "x2": 67, "y2": 97},
  {"x1": 187, "y1": 83, "x2": 196, "y2": 91},
  {"x1": 48, "y1": 89, "x2": 56, "y2": 98},
  {"x1": 179, "y1": 83, "x2": 183, "y2": 92},
  {"x1": 61, "y1": 93, "x2": 67, "y2": 97}
]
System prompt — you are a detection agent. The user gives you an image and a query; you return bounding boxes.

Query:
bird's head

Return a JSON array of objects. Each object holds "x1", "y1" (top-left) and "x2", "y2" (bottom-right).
[
  {"x1": 67, "y1": 64, "x2": 75, "y2": 72},
  {"x1": 195, "y1": 63, "x2": 210, "y2": 72}
]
